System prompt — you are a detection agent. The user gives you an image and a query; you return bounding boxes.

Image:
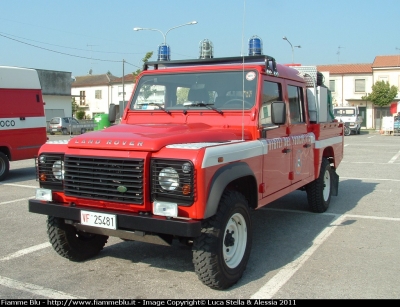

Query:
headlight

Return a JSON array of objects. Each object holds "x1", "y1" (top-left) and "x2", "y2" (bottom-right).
[
  {"x1": 158, "y1": 167, "x2": 179, "y2": 191},
  {"x1": 151, "y1": 159, "x2": 194, "y2": 205},
  {"x1": 52, "y1": 160, "x2": 64, "y2": 180},
  {"x1": 36, "y1": 154, "x2": 65, "y2": 187}
]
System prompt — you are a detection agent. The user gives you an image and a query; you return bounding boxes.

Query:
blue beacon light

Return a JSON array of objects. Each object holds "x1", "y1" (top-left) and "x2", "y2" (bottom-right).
[
  {"x1": 158, "y1": 43, "x2": 171, "y2": 61},
  {"x1": 248, "y1": 35, "x2": 263, "y2": 56}
]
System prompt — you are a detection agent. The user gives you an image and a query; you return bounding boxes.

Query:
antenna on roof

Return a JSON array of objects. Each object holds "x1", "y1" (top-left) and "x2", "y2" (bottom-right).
[{"x1": 337, "y1": 46, "x2": 344, "y2": 62}]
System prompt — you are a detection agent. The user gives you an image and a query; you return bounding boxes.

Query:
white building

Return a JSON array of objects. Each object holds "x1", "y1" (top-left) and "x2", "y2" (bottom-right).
[
  {"x1": 318, "y1": 55, "x2": 400, "y2": 129},
  {"x1": 71, "y1": 73, "x2": 135, "y2": 119}
]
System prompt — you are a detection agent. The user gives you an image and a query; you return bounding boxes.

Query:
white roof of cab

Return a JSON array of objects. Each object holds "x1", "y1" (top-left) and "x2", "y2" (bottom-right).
[{"x1": 0, "y1": 66, "x2": 41, "y2": 89}]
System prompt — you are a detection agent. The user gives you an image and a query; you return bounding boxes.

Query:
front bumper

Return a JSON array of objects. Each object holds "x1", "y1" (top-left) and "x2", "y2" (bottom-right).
[
  {"x1": 349, "y1": 123, "x2": 360, "y2": 131},
  {"x1": 29, "y1": 199, "x2": 202, "y2": 238}
]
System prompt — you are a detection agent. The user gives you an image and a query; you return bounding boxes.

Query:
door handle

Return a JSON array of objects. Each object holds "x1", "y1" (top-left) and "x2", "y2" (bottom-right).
[
  {"x1": 282, "y1": 148, "x2": 291, "y2": 154},
  {"x1": 303, "y1": 143, "x2": 311, "y2": 148}
]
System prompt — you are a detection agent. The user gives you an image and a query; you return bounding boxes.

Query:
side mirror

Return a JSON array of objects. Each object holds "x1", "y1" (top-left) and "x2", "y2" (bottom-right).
[
  {"x1": 271, "y1": 101, "x2": 286, "y2": 125},
  {"x1": 109, "y1": 103, "x2": 117, "y2": 123}
]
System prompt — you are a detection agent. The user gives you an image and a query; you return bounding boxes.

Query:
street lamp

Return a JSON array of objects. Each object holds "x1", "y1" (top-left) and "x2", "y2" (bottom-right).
[
  {"x1": 134, "y1": 21, "x2": 197, "y2": 44},
  {"x1": 134, "y1": 21, "x2": 198, "y2": 60},
  {"x1": 283, "y1": 36, "x2": 301, "y2": 63}
]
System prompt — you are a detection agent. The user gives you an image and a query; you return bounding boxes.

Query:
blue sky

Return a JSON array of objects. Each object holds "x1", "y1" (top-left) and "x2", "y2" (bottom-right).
[{"x1": 1, "y1": 0, "x2": 399, "y2": 78}]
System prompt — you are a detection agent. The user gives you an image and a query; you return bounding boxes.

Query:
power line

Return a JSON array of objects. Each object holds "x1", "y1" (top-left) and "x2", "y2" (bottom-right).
[
  {"x1": 0, "y1": 32, "x2": 123, "y2": 63},
  {"x1": 0, "y1": 31, "x2": 143, "y2": 55}
]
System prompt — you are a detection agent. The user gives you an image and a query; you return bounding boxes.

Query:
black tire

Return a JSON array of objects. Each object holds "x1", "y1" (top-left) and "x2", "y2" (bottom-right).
[
  {"x1": 81, "y1": 128, "x2": 86, "y2": 134},
  {"x1": 50, "y1": 132, "x2": 55, "y2": 135},
  {"x1": 62, "y1": 128, "x2": 68, "y2": 135},
  {"x1": 47, "y1": 216, "x2": 108, "y2": 262},
  {"x1": 192, "y1": 191, "x2": 252, "y2": 290},
  {"x1": 0, "y1": 152, "x2": 10, "y2": 182},
  {"x1": 306, "y1": 158, "x2": 332, "y2": 213},
  {"x1": 344, "y1": 127, "x2": 351, "y2": 136}
]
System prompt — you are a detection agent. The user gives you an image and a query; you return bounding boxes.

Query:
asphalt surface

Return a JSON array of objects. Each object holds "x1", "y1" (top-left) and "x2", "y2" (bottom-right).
[{"x1": 1, "y1": 131, "x2": 400, "y2": 299}]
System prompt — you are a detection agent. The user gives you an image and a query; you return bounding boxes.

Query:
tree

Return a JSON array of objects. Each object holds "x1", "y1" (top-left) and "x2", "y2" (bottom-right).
[
  {"x1": 76, "y1": 109, "x2": 86, "y2": 120},
  {"x1": 132, "y1": 51, "x2": 153, "y2": 82},
  {"x1": 362, "y1": 80, "x2": 398, "y2": 107},
  {"x1": 71, "y1": 97, "x2": 79, "y2": 117}
]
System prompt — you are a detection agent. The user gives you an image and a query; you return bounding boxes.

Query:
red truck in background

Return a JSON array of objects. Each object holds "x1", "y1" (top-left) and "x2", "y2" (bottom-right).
[
  {"x1": 0, "y1": 66, "x2": 47, "y2": 181},
  {"x1": 28, "y1": 39, "x2": 344, "y2": 290}
]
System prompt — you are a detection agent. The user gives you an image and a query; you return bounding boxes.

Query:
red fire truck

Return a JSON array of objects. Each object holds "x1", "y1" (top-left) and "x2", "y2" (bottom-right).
[
  {"x1": 0, "y1": 66, "x2": 47, "y2": 181},
  {"x1": 29, "y1": 38, "x2": 343, "y2": 289}
]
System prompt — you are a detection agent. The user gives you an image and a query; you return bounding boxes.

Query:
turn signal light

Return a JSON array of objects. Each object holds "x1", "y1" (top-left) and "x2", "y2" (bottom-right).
[
  {"x1": 182, "y1": 184, "x2": 191, "y2": 195},
  {"x1": 39, "y1": 173, "x2": 47, "y2": 181}
]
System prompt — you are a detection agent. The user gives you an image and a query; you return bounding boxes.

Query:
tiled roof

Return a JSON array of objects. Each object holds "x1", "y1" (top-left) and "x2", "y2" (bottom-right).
[
  {"x1": 316, "y1": 63, "x2": 372, "y2": 74},
  {"x1": 372, "y1": 55, "x2": 400, "y2": 68},
  {"x1": 72, "y1": 73, "x2": 119, "y2": 87},
  {"x1": 112, "y1": 74, "x2": 135, "y2": 83}
]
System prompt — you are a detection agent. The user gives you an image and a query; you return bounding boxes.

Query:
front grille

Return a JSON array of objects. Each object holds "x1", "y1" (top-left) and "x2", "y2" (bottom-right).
[{"x1": 64, "y1": 156, "x2": 144, "y2": 204}]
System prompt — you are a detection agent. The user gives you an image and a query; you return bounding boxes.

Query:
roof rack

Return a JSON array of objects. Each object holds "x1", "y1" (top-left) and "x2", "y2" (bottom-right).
[{"x1": 143, "y1": 55, "x2": 279, "y2": 76}]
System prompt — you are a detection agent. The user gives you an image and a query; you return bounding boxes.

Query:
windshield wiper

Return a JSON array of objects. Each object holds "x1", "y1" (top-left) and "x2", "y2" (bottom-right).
[
  {"x1": 186, "y1": 102, "x2": 223, "y2": 115},
  {"x1": 146, "y1": 103, "x2": 171, "y2": 115}
]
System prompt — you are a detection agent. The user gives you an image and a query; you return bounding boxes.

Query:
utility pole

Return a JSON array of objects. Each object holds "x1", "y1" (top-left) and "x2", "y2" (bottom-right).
[{"x1": 122, "y1": 59, "x2": 125, "y2": 112}]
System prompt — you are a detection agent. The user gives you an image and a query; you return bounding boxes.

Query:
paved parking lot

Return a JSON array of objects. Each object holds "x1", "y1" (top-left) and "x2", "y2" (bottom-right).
[{"x1": 1, "y1": 132, "x2": 400, "y2": 299}]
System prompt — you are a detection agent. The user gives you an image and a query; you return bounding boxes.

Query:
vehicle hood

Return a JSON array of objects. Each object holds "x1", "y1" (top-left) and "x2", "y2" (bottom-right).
[
  {"x1": 335, "y1": 115, "x2": 357, "y2": 122},
  {"x1": 68, "y1": 123, "x2": 243, "y2": 151}
]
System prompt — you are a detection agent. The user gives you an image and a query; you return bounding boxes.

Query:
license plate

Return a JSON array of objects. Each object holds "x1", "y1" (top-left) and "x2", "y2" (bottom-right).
[
  {"x1": 52, "y1": 128, "x2": 57, "y2": 131},
  {"x1": 81, "y1": 210, "x2": 117, "y2": 230}
]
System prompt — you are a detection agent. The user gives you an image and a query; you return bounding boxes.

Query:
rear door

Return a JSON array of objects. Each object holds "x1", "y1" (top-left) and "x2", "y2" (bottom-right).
[{"x1": 287, "y1": 83, "x2": 312, "y2": 183}]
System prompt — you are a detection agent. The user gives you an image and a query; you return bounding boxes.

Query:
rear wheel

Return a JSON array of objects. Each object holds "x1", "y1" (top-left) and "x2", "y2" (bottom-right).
[
  {"x1": 192, "y1": 191, "x2": 252, "y2": 290},
  {"x1": 61, "y1": 128, "x2": 68, "y2": 135},
  {"x1": 47, "y1": 216, "x2": 108, "y2": 262},
  {"x1": 306, "y1": 158, "x2": 332, "y2": 213},
  {"x1": 0, "y1": 152, "x2": 10, "y2": 181}
]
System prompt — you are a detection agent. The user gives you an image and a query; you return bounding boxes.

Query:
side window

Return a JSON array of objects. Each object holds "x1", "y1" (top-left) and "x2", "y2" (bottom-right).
[
  {"x1": 260, "y1": 81, "x2": 282, "y2": 125},
  {"x1": 287, "y1": 85, "x2": 305, "y2": 124}
]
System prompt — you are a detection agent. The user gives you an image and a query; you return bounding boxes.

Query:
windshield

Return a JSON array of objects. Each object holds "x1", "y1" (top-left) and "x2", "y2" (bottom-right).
[
  {"x1": 334, "y1": 108, "x2": 355, "y2": 116},
  {"x1": 130, "y1": 70, "x2": 258, "y2": 111}
]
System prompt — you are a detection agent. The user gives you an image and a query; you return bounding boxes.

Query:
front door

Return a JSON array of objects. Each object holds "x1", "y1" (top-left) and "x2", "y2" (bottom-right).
[{"x1": 260, "y1": 80, "x2": 292, "y2": 197}]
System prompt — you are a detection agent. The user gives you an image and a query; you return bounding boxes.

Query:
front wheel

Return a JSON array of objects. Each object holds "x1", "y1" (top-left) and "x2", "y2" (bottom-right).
[
  {"x1": 61, "y1": 128, "x2": 68, "y2": 135},
  {"x1": 306, "y1": 158, "x2": 332, "y2": 213},
  {"x1": 192, "y1": 191, "x2": 252, "y2": 290},
  {"x1": 0, "y1": 152, "x2": 10, "y2": 181},
  {"x1": 344, "y1": 126, "x2": 351, "y2": 136},
  {"x1": 47, "y1": 216, "x2": 108, "y2": 262}
]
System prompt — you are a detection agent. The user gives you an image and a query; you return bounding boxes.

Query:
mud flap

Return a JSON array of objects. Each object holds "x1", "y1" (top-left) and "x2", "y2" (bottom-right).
[{"x1": 331, "y1": 170, "x2": 339, "y2": 196}]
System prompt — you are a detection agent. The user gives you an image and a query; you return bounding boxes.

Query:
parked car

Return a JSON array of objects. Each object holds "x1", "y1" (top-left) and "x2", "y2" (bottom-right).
[{"x1": 49, "y1": 117, "x2": 95, "y2": 135}]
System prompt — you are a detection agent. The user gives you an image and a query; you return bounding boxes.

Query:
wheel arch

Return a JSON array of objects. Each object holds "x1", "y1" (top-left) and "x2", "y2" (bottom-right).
[
  {"x1": 204, "y1": 162, "x2": 257, "y2": 219},
  {"x1": 0, "y1": 146, "x2": 11, "y2": 161}
]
